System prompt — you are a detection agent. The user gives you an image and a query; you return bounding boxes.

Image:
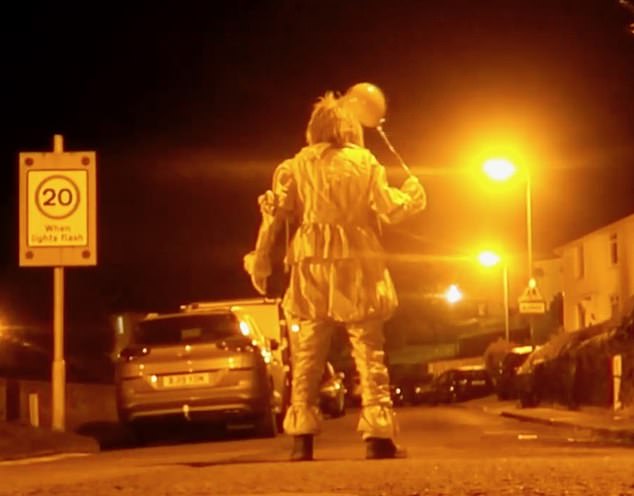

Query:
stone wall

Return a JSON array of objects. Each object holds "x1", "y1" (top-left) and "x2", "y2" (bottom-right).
[{"x1": 0, "y1": 378, "x2": 117, "y2": 430}]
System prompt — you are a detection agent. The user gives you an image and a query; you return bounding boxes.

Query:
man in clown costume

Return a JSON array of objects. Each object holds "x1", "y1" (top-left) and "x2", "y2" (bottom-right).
[{"x1": 244, "y1": 89, "x2": 426, "y2": 461}]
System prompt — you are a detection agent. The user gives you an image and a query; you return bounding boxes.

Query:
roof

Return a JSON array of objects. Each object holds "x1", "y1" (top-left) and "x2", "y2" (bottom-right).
[
  {"x1": 180, "y1": 297, "x2": 280, "y2": 312},
  {"x1": 143, "y1": 308, "x2": 236, "y2": 321},
  {"x1": 554, "y1": 211, "x2": 634, "y2": 253}
]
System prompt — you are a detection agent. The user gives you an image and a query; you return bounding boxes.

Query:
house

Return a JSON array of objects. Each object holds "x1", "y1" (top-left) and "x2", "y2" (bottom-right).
[{"x1": 557, "y1": 213, "x2": 634, "y2": 331}]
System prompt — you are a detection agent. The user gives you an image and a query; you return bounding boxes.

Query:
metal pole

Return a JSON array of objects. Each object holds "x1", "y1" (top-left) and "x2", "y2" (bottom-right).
[
  {"x1": 52, "y1": 134, "x2": 66, "y2": 431},
  {"x1": 525, "y1": 170, "x2": 535, "y2": 348},
  {"x1": 503, "y1": 263, "x2": 510, "y2": 342},
  {"x1": 526, "y1": 171, "x2": 533, "y2": 280}
]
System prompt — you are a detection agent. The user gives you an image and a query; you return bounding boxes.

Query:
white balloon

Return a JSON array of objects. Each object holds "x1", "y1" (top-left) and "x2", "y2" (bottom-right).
[{"x1": 342, "y1": 82, "x2": 387, "y2": 128}]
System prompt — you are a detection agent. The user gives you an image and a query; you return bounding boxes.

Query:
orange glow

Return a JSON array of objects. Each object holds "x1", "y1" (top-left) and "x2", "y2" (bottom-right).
[
  {"x1": 483, "y1": 159, "x2": 516, "y2": 182},
  {"x1": 445, "y1": 284, "x2": 463, "y2": 304},
  {"x1": 478, "y1": 250, "x2": 501, "y2": 267}
]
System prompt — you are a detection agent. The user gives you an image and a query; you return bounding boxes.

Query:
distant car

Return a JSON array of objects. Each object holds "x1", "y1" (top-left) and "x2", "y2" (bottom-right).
[
  {"x1": 410, "y1": 377, "x2": 437, "y2": 405},
  {"x1": 319, "y1": 362, "x2": 346, "y2": 417},
  {"x1": 391, "y1": 373, "x2": 435, "y2": 406},
  {"x1": 341, "y1": 370, "x2": 362, "y2": 407},
  {"x1": 429, "y1": 368, "x2": 494, "y2": 404},
  {"x1": 496, "y1": 347, "x2": 533, "y2": 400},
  {"x1": 390, "y1": 381, "x2": 415, "y2": 406},
  {"x1": 114, "y1": 304, "x2": 288, "y2": 439},
  {"x1": 389, "y1": 384, "x2": 406, "y2": 406}
]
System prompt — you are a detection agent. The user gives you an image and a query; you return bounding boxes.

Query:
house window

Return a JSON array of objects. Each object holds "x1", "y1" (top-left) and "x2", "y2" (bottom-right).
[
  {"x1": 610, "y1": 233, "x2": 619, "y2": 265},
  {"x1": 575, "y1": 244, "x2": 585, "y2": 279}
]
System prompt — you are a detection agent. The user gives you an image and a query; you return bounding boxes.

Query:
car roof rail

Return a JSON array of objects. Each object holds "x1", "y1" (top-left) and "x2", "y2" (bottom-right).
[{"x1": 180, "y1": 297, "x2": 281, "y2": 312}]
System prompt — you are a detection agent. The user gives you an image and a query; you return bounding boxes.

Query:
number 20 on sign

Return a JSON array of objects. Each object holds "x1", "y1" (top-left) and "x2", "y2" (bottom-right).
[{"x1": 19, "y1": 151, "x2": 97, "y2": 267}]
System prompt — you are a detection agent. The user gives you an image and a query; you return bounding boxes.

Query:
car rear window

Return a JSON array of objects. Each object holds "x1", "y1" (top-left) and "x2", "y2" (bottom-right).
[
  {"x1": 133, "y1": 313, "x2": 242, "y2": 345},
  {"x1": 466, "y1": 370, "x2": 489, "y2": 382}
]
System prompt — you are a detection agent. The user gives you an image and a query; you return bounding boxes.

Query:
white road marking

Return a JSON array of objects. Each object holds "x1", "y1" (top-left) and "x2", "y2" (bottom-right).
[{"x1": 0, "y1": 452, "x2": 90, "y2": 466}]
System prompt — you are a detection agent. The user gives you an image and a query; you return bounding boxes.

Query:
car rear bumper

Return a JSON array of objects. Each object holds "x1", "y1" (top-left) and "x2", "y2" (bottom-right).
[
  {"x1": 119, "y1": 393, "x2": 270, "y2": 422},
  {"x1": 117, "y1": 380, "x2": 271, "y2": 423}
]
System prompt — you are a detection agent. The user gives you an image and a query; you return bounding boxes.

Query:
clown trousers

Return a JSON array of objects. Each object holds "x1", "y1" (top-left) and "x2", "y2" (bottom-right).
[{"x1": 282, "y1": 319, "x2": 398, "y2": 440}]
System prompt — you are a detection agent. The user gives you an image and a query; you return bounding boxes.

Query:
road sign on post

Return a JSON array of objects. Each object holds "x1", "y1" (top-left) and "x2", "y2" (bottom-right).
[
  {"x1": 19, "y1": 146, "x2": 97, "y2": 267},
  {"x1": 518, "y1": 284, "x2": 546, "y2": 315},
  {"x1": 18, "y1": 135, "x2": 97, "y2": 432}
]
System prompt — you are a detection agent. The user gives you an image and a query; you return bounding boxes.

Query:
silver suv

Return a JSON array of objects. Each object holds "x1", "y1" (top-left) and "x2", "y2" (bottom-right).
[{"x1": 115, "y1": 303, "x2": 287, "y2": 437}]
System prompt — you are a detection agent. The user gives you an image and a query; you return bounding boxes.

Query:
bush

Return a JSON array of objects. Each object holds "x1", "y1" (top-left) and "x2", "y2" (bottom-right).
[
  {"x1": 517, "y1": 312, "x2": 634, "y2": 409},
  {"x1": 483, "y1": 338, "x2": 517, "y2": 386}
]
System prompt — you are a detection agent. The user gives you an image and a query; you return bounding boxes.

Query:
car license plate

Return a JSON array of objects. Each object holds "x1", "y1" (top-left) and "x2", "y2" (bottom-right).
[
  {"x1": 162, "y1": 372, "x2": 212, "y2": 388},
  {"x1": 471, "y1": 380, "x2": 486, "y2": 386}
]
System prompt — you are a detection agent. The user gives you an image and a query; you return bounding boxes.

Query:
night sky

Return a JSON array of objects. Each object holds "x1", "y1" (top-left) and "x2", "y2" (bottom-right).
[{"x1": 2, "y1": 1, "x2": 634, "y2": 330}]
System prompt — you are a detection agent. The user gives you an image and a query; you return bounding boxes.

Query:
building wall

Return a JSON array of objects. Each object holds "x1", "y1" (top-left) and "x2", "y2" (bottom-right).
[{"x1": 561, "y1": 215, "x2": 634, "y2": 332}]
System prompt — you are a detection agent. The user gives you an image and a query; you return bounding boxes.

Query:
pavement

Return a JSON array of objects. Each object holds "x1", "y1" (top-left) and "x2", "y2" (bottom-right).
[
  {"x1": 1, "y1": 397, "x2": 633, "y2": 462},
  {"x1": 475, "y1": 397, "x2": 634, "y2": 444},
  {"x1": 0, "y1": 421, "x2": 99, "y2": 462}
]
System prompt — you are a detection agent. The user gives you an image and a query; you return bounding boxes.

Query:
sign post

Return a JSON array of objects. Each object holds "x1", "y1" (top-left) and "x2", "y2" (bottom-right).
[
  {"x1": 19, "y1": 135, "x2": 97, "y2": 431},
  {"x1": 518, "y1": 282, "x2": 545, "y2": 348},
  {"x1": 518, "y1": 285, "x2": 546, "y2": 315}
]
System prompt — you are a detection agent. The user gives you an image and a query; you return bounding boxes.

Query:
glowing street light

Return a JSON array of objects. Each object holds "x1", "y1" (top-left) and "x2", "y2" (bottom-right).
[
  {"x1": 445, "y1": 284, "x2": 463, "y2": 304},
  {"x1": 478, "y1": 250, "x2": 501, "y2": 268},
  {"x1": 477, "y1": 250, "x2": 510, "y2": 342},
  {"x1": 482, "y1": 158, "x2": 516, "y2": 182}
]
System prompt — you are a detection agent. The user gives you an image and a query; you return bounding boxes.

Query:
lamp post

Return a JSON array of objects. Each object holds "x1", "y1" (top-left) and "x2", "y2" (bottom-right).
[
  {"x1": 478, "y1": 250, "x2": 510, "y2": 342},
  {"x1": 525, "y1": 170, "x2": 533, "y2": 281},
  {"x1": 444, "y1": 284, "x2": 463, "y2": 304},
  {"x1": 482, "y1": 158, "x2": 533, "y2": 282},
  {"x1": 483, "y1": 158, "x2": 537, "y2": 345}
]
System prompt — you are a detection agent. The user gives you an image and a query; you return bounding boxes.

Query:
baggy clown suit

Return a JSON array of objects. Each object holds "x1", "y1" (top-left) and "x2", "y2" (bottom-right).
[{"x1": 244, "y1": 95, "x2": 426, "y2": 443}]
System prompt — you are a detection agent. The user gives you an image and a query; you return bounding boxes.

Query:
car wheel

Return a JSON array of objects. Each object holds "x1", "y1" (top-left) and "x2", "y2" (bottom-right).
[
  {"x1": 276, "y1": 374, "x2": 292, "y2": 431},
  {"x1": 127, "y1": 421, "x2": 152, "y2": 446},
  {"x1": 254, "y1": 405, "x2": 278, "y2": 438},
  {"x1": 330, "y1": 393, "x2": 346, "y2": 418}
]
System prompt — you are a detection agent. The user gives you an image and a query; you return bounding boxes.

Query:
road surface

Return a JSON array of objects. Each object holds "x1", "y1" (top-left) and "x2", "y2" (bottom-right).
[{"x1": 1, "y1": 402, "x2": 633, "y2": 495}]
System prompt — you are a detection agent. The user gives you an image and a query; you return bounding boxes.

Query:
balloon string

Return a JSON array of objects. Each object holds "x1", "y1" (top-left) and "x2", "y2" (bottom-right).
[{"x1": 375, "y1": 122, "x2": 412, "y2": 176}]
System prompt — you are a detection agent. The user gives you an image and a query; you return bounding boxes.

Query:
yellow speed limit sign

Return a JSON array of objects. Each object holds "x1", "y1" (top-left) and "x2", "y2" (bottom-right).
[{"x1": 19, "y1": 151, "x2": 97, "y2": 266}]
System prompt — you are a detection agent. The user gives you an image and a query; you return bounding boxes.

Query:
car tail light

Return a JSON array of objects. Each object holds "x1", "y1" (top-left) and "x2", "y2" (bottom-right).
[
  {"x1": 118, "y1": 346, "x2": 150, "y2": 361},
  {"x1": 215, "y1": 336, "x2": 255, "y2": 352}
]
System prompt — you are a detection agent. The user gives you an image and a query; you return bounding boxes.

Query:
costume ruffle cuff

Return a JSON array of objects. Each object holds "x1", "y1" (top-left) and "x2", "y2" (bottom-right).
[
  {"x1": 357, "y1": 404, "x2": 399, "y2": 440},
  {"x1": 282, "y1": 404, "x2": 323, "y2": 435},
  {"x1": 243, "y1": 250, "x2": 272, "y2": 279}
]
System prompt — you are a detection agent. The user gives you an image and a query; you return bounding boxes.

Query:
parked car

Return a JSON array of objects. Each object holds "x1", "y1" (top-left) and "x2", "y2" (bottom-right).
[
  {"x1": 389, "y1": 374, "x2": 433, "y2": 406},
  {"x1": 115, "y1": 304, "x2": 288, "y2": 439},
  {"x1": 343, "y1": 370, "x2": 362, "y2": 406},
  {"x1": 409, "y1": 375, "x2": 437, "y2": 405},
  {"x1": 389, "y1": 384, "x2": 407, "y2": 406},
  {"x1": 319, "y1": 362, "x2": 346, "y2": 417},
  {"x1": 496, "y1": 346, "x2": 533, "y2": 400},
  {"x1": 429, "y1": 367, "x2": 494, "y2": 404}
]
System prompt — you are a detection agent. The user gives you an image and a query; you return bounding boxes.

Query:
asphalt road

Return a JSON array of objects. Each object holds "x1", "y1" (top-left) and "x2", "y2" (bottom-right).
[{"x1": 1, "y1": 402, "x2": 634, "y2": 495}]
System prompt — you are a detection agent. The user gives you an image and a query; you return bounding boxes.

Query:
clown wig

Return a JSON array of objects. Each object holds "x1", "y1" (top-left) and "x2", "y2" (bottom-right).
[{"x1": 305, "y1": 92, "x2": 364, "y2": 148}]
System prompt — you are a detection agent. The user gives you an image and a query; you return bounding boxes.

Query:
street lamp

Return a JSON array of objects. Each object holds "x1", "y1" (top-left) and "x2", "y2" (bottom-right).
[
  {"x1": 478, "y1": 250, "x2": 510, "y2": 342},
  {"x1": 482, "y1": 158, "x2": 533, "y2": 282},
  {"x1": 444, "y1": 284, "x2": 463, "y2": 304}
]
